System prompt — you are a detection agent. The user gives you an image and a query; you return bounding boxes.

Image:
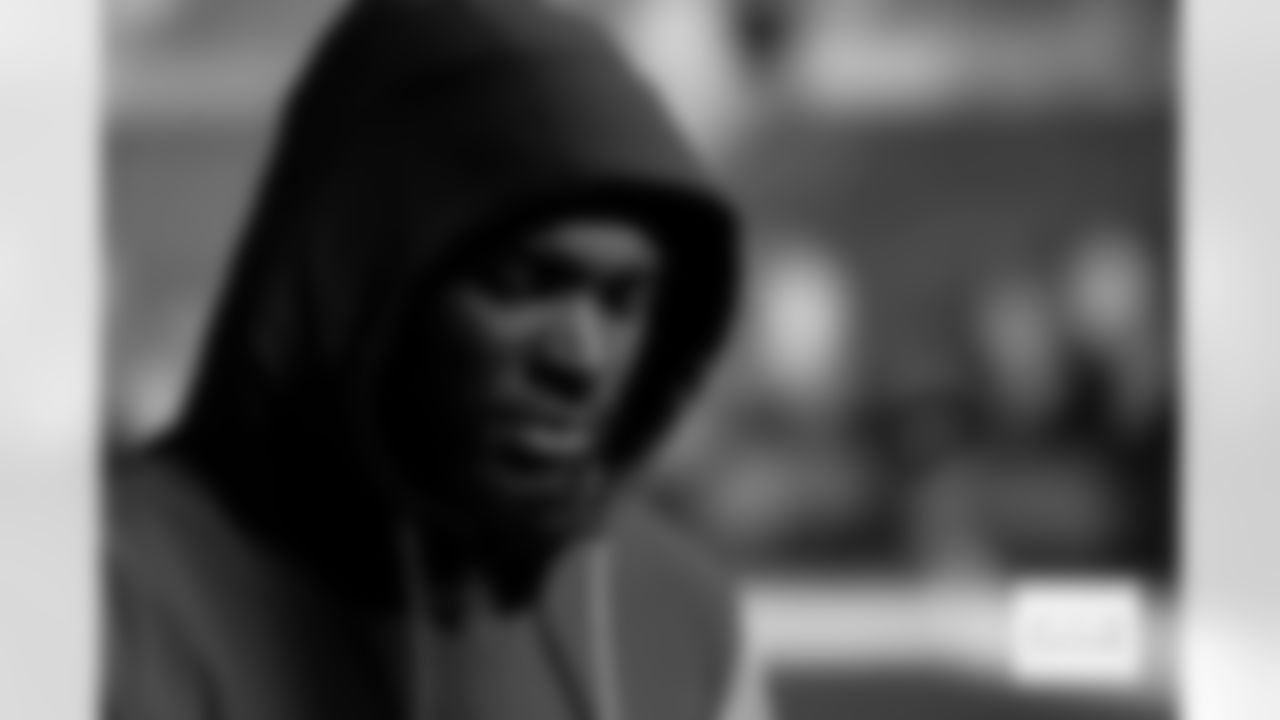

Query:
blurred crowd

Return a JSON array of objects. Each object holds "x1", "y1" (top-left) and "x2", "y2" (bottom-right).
[
  {"x1": 107, "y1": 0, "x2": 1176, "y2": 589},
  {"x1": 651, "y1": 217, "x2": 1175, "y2": 588}
]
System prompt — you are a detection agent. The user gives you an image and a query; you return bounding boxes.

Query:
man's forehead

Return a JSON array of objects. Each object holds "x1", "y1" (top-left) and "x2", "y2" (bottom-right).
[{"x1": 514, "y1": 216, "x2": 665, "y2": 271}]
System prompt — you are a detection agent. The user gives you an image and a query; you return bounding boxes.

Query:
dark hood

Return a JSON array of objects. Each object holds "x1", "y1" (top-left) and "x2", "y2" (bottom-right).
[{"x1": 157, "y1": 0, "x2": 740, "y2": 600}]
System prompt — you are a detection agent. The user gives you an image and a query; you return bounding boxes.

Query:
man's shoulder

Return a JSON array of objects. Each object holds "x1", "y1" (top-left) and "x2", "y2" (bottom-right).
[
  {"x1": 105, "y1": 454, "x2": 232, "y2": 718},
  {"x1": 610, "y1": 500, "x2": 744, "y2": 708},
  {"x1": 107, "y1": 452, "x2": 267, "y2": 617},
  {"x1": 109, "y1": 454, "x2": 223, "y2": 565},
  {"x1": 612, "y1": 500, "x2": 738, "y2": 627}
]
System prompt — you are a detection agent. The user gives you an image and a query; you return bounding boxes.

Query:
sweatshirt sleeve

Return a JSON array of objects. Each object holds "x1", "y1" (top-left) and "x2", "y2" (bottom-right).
[{"x1": 104, "y1": 553, "x2": 220, "y2": 720}]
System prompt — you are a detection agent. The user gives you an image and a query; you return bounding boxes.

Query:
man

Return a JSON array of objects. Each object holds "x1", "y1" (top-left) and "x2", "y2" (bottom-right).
[{"x1": 105, "y1": 0, "x2": 771, "y2": 718}]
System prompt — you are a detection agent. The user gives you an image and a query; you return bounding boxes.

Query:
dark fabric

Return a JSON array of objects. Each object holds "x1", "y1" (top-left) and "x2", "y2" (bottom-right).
[
  {"x1": 106, "y1": 459, "x2": 737, "y2": 720},
  {"x1": 106, "y1": 0, "x2": 741, "y2": 717}
]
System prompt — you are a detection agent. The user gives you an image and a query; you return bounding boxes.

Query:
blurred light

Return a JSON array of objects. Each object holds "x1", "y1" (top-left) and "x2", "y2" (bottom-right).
[
  {"x1": 751, "y1": 239, "x2": 853, "y2": 411},
  {"x1": 1010, "y1": 578, "x2": 1151, "y2": 690},
  {"x1": 1062, "y1": 225, "x2": 1157, "y2": 349},
  {"x1": 122, "y1": 355, "x2": 183, "y2": 444},
  {"x1": 606, "y1": 0, "x2": 751, "y2": 160},
  {"x1": 744, "y1": 578, "x2": 1174, "y2": 703},
  {"x1": 774, "y1": 0, "x2": 1165, "y2": 119},
  {"x1": 782, "y1": 0, "x2": 964, "y2": 118},
  {"x1": 976, "y1": 275, "x2": 1064, "y2": 417}
]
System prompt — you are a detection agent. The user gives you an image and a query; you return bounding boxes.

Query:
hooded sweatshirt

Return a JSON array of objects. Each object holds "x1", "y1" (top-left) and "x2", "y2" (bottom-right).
[{"x1": 104, "y1": 0, "x2": 744, "y2": 718}]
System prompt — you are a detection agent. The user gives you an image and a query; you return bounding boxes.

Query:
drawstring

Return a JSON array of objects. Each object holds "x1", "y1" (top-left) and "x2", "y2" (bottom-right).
[
  {"x1": 589, "y1": 543, "x2": 622, "y2": 720},
  {"x1": 536, "y1": 541, "x2": 622, "y2": 720}
]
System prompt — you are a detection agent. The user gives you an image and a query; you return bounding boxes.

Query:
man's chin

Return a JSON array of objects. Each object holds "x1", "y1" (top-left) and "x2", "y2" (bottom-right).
[
  {"x1": 398, "y1": 457, "x2": 608, "y2": 544},
  {"x1": 486, "y1": 466, "x2": 608, "y2": 537}
]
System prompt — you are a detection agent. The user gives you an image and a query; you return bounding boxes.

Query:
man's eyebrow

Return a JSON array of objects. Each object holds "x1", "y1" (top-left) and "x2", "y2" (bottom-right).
[
  {"x1": 487, "y1": 241, "x2": 554, "y2": 271},
  {"x1": 500, "y1": 244, "x2": 582, "y2": 285}
]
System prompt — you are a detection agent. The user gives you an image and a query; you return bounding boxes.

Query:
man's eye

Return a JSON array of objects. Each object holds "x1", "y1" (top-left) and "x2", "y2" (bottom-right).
[
  {"x1": 477, "y1": 262, "x2": 556, "y2": 300},
  {"x1": 603, "y1": 278, "x2": 651, "y2": 317}
]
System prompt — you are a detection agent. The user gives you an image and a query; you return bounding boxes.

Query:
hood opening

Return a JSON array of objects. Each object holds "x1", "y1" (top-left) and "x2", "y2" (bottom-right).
[{"x1": 352, "y1": 173, "x2": 740, "y2": 540}]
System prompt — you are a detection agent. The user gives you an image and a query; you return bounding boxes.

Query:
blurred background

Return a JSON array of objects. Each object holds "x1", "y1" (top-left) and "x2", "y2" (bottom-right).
[{"x1": 106, "y1": 0, "x2": 1177, "y2": 718}]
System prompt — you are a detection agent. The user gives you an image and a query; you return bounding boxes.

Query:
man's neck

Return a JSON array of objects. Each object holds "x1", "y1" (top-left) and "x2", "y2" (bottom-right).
[{"x1": 399, "y1": 510, "x2": 576, "y2": 628}]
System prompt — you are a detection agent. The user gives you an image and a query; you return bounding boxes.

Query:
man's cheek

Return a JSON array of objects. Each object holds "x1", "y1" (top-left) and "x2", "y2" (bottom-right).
[
  {"x1": 604, "y1": 335, "x2": 646, "y2": 408},
  {"x1": 621, "y1": 327, "x2": 650, "y2": 380}
]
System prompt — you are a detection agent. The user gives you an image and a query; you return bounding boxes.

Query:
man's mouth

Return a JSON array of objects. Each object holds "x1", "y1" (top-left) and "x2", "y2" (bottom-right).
[
  {"x1": 491, "y1": 402, "x2": 595, "y2": 456},
  {"x1": 510, "y1": 423, "x2": 592, "y2": 461},
  {"x1": 486, "y1": 427, "x2": 594, "y2": 501}
]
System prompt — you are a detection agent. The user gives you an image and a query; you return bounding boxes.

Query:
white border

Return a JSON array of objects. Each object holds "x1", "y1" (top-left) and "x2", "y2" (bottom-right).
[
  {"x1": 1186, "y1": 1, "x2": 1280, "y2": 719},
  {"x1": 0, "y1": 0, "x2": 100, "y2": 718},
  {"x1": 8, "y1": 1, "x2": 1280, "y2": 719}
]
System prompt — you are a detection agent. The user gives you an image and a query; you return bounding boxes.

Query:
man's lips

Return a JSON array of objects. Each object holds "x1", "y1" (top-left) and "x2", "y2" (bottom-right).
[
  {"x1": 486, "y1": 423, "x2": 595, "y2": 499},
  {"x1": 509, "y1": 423, "x2": 593, "y2": 459},
  {"x1": 486, "y1": 405, "x2": 598, "y2": 462}
]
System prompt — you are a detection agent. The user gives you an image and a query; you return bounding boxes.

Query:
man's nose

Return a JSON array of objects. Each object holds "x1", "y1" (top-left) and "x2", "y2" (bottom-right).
[{"x1": 534, "y1": 299, "x2": 610, "y2": 402}]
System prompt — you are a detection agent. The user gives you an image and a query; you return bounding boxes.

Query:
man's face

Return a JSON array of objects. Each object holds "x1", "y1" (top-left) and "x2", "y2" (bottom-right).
[{"x1": 396, "y1": 217, "x2": 662, "y2": 523}]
